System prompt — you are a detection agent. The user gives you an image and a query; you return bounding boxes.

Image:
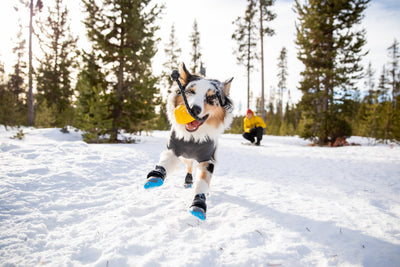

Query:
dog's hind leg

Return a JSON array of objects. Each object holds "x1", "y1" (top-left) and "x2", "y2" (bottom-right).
[
  {"x1": 144, "y1": 149, "x2": 180, "y2": 189},
  {"x1": 189, "y1": 161, "x2": 214, "y2": 220},
  {"x1": 181, "y1": 158, "x2": 194, "y2": 188}
]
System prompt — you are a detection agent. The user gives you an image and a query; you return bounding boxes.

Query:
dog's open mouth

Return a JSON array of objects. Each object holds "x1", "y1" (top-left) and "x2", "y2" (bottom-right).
[{"x1": 185, "y1": 115, "x2": 209, "y2": 132}]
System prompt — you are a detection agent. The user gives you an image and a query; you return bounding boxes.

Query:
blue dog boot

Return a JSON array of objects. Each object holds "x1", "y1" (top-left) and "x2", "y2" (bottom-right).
[
  {"x1": 189, "y1": 193, "x2": 207, "y2": 220},
  {"x1": 184, "y1": 173, "x2": 193, "y2": 188},
  {"x1": 144, "y1": 165, "x2": 166, "y2": 189},
  {"x1": 144, "y1": 177, "x2": 164, "y2": 189}
]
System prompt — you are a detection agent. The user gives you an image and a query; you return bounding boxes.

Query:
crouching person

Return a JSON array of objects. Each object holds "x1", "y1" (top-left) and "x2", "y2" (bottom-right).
[{"x1": 242, "y1": 109, "x2": 266, "y2": 146}]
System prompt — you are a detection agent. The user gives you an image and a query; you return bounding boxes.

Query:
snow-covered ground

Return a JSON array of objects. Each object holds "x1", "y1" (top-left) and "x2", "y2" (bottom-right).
[{"x1": 1, "y1": 126, "x2": 399, "y2": 266}]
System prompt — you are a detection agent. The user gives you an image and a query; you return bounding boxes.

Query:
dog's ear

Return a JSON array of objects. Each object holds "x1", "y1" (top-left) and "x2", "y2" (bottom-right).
[
  {"x1": 223, "y1": 77, "x2": 234, "y2": 96},
  {"x1": 179, "y1": 62, "x2": 192, "y2": 87}
]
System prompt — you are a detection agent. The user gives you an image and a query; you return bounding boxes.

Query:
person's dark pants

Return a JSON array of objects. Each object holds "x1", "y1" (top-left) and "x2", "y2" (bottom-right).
[{"x1": 243, "y1": 127, "x2": 263, "y2": 144}]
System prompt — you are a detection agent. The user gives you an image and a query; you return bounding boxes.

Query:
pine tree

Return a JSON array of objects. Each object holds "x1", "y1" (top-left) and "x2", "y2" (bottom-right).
[
  {"x1": 232, "y1": 0, "x2": 258, "y2": 109},
  {"x1": 34, "y1": 98, "x2": 57, "y2": 128},
  {"x1": 155, "y1": 23, "x2": 182, "y2": 131},
  {"x1": 264, "y1": 101, "x2": 275, "y2": 135},
  {"x1": 35, "y1": 0, "x2": 77, "y2": 127},
  {"x1": 232, "y1": 0, "x2": 275, "y2": 117},
  {"x1": 294, "y1": 0, "x2": 369, "y2": 145},
  {"x1": 356, "y1": 62, "x2": 379, "y2": 139},
  {"x1": 82, "y1": 0, "x2": 163, "y2": 142},
  {"x1": 384, "y1": 39, "x2": 400, "y2": 142},
  {"x1": 0, "y1": 60, "x2": 13, "y2": 129},
  {"x1": 387, "y1": 39, "x2": 400, "y2": 106},
  {"x1": 162, "y1": 24, "x2": 181, "y2": 89},
  {"x1": 364, "y1": 62, "x2": 376, "y2": 103},
  {"x1": 189, "y1": 19, "x2": 202, "y2": 74},
  {"x1": 258, "y1": 0, "x2": 276, "y2": 122},
  {"x1": 280, "y1": 102, "x2": 296, "y2": 136},
  {"x1": 226, "y1": 116, "x2": 245, "y2": 134},
  {"x1": 28, "y1": 0, "x2": 43, "y2": 126},
  {"x1": 376, "y1": 65, "x2": 391, "y2": 141},
  {"x1": 75, "y1": 51, "x2": 112, "y2": 142},
  {"x1": 7, "y1": 21, "x2": 27, "y2": 126},
  {"x1": 277, "y1": 46, "x2": 288, "y2": 122},
  {"x1": 392, "y1": 92, "x2": 400, "y2": 141}
]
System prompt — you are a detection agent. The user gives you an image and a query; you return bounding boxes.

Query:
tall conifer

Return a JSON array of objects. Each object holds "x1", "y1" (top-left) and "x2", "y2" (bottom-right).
[
  {"x1": 82, "y1": 0, "x2": 163, "y2": 141},
  {"x1": 35, "y1": 0, "x2": 77, "y2": 127},
  {"x1": 162, "y1": 24, "x2": 181, "y2": 89},
  {"x1": 294, "y1": 0, "x2": 369, "y2": 145},
  {"x1": 189, "y1": 20, "x2": 202, "y2": 74},
  {"x1": 277, "y1": 46, "x2": 288, "y2": 122},
  {"x1": 232, "y1": 1, "x2": 258, "y2": 109}
]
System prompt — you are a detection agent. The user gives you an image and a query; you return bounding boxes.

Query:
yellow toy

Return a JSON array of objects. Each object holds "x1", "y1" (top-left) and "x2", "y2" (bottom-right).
[{"x1": 174, "y1": 105, "x2": 196, "y2": 124}]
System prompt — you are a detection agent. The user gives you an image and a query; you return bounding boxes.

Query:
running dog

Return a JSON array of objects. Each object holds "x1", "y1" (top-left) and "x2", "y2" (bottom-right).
[{"x1": 145, "y1": 63, "x2": 234, "y2": 220}]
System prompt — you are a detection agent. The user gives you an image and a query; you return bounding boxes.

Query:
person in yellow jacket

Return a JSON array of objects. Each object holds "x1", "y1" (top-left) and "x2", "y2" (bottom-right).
[{"x1": 243, "y1": 109, "x2": 266, "y2": 146}]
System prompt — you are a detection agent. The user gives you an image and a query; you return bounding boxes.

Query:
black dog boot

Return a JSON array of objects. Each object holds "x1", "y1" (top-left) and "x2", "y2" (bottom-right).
[
  {"x1": 189, "y1": 193, "x2": 207, "y2": 220},
  {"x1": 184, "y1": 173, "x2": 193, "y2": 188},
  {"x1": 144, "y1": 165, "x2": 166, "y2": 189}
]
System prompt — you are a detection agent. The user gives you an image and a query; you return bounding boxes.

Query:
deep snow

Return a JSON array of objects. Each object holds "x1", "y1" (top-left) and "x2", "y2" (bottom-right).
[{"x1": 0, "y1": 126, "x2": 399, "y2": 266}]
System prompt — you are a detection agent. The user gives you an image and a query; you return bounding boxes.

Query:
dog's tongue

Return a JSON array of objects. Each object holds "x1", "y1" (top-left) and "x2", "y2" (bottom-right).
[{"x1": 186, "y1": 120, "x2": 201, "y2": 131}]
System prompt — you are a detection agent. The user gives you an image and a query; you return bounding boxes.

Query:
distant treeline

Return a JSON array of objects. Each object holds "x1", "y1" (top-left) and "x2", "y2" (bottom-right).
[{"x1": 0, "y1": 0, "x2": 399, "y2": 144}]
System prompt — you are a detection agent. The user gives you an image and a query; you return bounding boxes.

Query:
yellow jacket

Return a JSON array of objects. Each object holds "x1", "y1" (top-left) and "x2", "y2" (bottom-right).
[{"x1": 244, "y1": 115, "x2": 266, "y2": 133}]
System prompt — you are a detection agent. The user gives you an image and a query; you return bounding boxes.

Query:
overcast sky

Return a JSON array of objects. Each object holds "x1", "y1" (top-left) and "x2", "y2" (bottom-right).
[{"x1": 1, "y1": 0, "x2": 399, "y2": 114}]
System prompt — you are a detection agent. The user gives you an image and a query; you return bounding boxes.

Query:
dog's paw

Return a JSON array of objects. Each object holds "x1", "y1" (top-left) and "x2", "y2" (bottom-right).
[
  {"x1": 144, "y1": 177, "x2": 164, "y2": 189},
  {"x1": 184, "y1": 173, "x2": 193, "y2": 188},
  {"x1": 189, "y1": 193, "x2": 207, "y2": 220},
  {"x1": 189, "y1": 206, "x2": 206, "y2": 220}
]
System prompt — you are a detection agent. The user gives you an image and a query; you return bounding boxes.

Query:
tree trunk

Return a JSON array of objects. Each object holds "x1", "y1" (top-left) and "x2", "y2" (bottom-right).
[
  {"x1": 247, "y1": 24, "x2": 251, "y2": 110},
  {"x1": 111, "y1": 23, "x2": 126, "y2": 142},
  {"x1": 28, "y1": 0, "x2": 34, "y2": 126},
  {"x1": 259, "y1": 0, "x2": 265, "y2": 121}
]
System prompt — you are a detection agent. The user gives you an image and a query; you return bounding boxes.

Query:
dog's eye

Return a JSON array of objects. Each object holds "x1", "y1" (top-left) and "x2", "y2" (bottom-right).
[
  {"x1": 206, "y1": 94, "x2": 217, "y2": 105},
  {"x1": 185, "y1": 89, "x2": 195, "y2": 95}
]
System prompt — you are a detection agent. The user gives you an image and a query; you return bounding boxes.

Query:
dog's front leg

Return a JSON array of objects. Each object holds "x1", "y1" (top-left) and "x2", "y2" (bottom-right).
[
  {"x1": 190, "y1": 161, "x2": 214, "y2": 220},
  {"x1": 144, "y1": 149, "x2": 180, "y2": 189}
]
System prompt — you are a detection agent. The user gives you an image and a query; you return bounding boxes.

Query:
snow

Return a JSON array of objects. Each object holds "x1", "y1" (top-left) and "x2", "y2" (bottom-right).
[{"x1": 1, "y1": 126, "x2": 400, "y2": 267}]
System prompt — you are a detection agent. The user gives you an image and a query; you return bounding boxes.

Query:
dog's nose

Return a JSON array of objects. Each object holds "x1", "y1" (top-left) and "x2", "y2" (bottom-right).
[{"x1": 191, "y1": 105, "x2": 202, "y2": 116}]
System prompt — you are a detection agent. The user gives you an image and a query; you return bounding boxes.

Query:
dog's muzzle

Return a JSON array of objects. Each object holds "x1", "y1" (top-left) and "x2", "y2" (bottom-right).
[{"x1": 185, "y1": 114, "x2": 209, "y2": 132}]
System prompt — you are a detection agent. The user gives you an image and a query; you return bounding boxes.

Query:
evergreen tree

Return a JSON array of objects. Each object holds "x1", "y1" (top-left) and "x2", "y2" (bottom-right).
[
  {"x1": 387, "y1": 39, "x2": 400, "y2": 106},
  {"x1": 377, "y1": 65, "x2": 390, "y2": 102},
  {"x1": 264, "y1": 101, "x2": 275, "y2": 135},
  {"x1": 364, "y1": 62, "x2": 376, "y2": 103},
  {"x1": 277, "y1": 46, "x2": 288, "y2": 122},
  {"x1": 189, "y1": 19, "x2": 202, "y2": 74},
  {"x1": 7, "y1": 22, "x2": 27, "y2": 126},
  {"x1": 27, "y1": 0, "x2": 43, "y2": 126},
  {"x1": 162, "y1": 24, "x2": 181, "y2": 89},
  {"x1": 392, "y1": 92, "x2": 400, "y2": 141},
  {"x1": 280, "y1": 102, "x2": 296, "y2": 136},
  {"x1": 34, "y1": 98, "x2": 57, "y2": 128},
  {"x1": 294, "y1": 0, "x2": 369, "y2": 145},
  {"x1": 82, "y1": 0, "x2": 163, "y2": 142},
  {"x1": 75, "y1": 51, "x2": 112, "y2": 142},
  {"x1": 258, "y1": 0, "x2": 276, "y2": 122},
  {"x1": 232, "y1": 0, "x2": 258, "y2": 109},
  {"x1": 155, "y1": 23, "x2": 182, "y2": 131},
  {"x1": 0, "y1": 60, "x2": 13, "y2": 129},
  {"x1": 152, "y1": 104, "x2": 170, "y2": 131},
  {"x1": 232, "y1": 0, "x2": 275, "y2": 117},
  {"x1": 376, "y1": 65, "x2": 391, "y2": 141},
  {"x1": 356, "y1": 62, "x2": 379, "y2": 139},
  {"x1": 226, "y1": 116, "x2": 245, "y2": 134},
  {"x1": 35, "y1": 0, "x2": 77, "y2": 127}
]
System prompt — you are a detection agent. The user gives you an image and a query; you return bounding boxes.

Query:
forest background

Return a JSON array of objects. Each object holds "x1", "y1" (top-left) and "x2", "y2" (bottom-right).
[{"x1": 0, "y1": 0, "x2": 399, "y2": 145}]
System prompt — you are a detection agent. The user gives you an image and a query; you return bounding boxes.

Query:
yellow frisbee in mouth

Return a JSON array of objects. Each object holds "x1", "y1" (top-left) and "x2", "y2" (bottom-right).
[{"x1": 174, "y1": 105, "x2": 196, "y2": 124}]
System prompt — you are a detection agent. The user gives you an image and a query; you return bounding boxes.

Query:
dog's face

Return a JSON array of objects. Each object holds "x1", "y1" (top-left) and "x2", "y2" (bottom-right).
[{"x1": 167, "y1": 63, "x2": 234, "y2": 141}]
